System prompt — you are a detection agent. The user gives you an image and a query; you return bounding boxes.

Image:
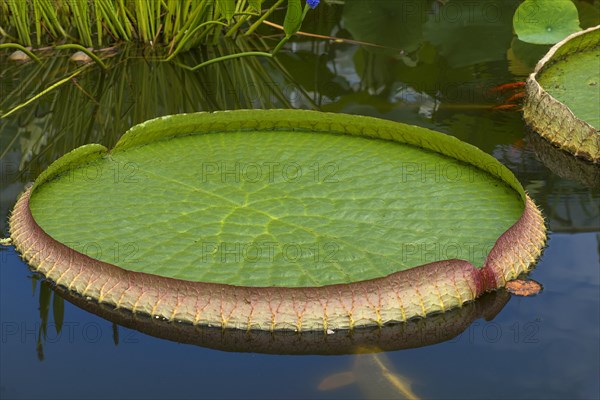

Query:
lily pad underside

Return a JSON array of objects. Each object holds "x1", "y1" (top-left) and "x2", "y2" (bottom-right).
[
  {"x1": 524, "y1": 25, "x2": 600, "y2": 163},
  {"x1": 9, "y1": 110, "x2": 547, "y2": 331},
  {"x1": 56, "y1": 286, "x2": 510, "y2": 355}
]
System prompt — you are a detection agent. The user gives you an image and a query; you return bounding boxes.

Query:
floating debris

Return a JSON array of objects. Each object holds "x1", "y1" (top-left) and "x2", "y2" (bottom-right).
[
  {"x1": 505, "y1": 279, "x2": 543, "y2": 296},
  {"x1": 70, "y1": 51, "x2": 92, "y2": 64},
  {"x1": 9, "y1": 50, "x2": 31, "y2": 62}
]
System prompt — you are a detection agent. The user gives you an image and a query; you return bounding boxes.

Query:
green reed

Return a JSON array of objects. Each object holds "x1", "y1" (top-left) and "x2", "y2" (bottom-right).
[{"x1": 0, "y1": 0, "x2": 283, "y2": 53}]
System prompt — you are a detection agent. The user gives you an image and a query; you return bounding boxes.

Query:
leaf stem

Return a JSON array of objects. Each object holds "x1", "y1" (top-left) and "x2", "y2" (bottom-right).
[
  {"x1": 0, "y1": 44, "x2": 41, "y2": 63},
  {"x1": 176, "y1": 51, "x2": 273, "y2": 71},
  {"x1": 55, "y1": 44, "x2": 107, "y2": 69},
  {"x1": 1, "y1": 70, "x2": 83, "y2": 119}
]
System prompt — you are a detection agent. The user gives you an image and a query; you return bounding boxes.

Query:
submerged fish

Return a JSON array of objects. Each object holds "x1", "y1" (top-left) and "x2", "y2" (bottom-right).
[{"x1": 318, "y1": 348, "x2": 420, "y2": 400}]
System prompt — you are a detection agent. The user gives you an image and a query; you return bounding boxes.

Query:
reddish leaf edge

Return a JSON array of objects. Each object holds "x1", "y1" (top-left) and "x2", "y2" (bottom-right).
[{"x1": 9, "y1": 188, "x2": 546, "y2": 332}]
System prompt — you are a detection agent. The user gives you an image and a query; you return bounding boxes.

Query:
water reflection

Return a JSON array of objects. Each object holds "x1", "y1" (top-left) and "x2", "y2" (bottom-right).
[
  {"x1": 491, "y1": 133, "x2": 600, "y2": 233},
  {"x1": 0, "y1": 37, "x2": 313, "y2": 177},
  {"x1": 526, "y1": 130, "x2": 600, "y2": 190},
  {"x1": 40, "y1": 284, "x2": 510, "y2": 356}
]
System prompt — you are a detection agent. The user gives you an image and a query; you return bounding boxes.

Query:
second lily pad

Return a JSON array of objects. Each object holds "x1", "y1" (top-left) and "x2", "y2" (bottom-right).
[
  {"x1": 524, "y1": 25, "x2": 600, "y2": 162},
  {"x1": 513, "y1": 0, "x2": 581, "y2": 45}
]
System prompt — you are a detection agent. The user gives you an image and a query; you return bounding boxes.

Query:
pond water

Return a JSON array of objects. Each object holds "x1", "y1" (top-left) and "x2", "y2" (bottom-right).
[{"x1": 1, "y1": 1, "x2": 599, "y2": 399}]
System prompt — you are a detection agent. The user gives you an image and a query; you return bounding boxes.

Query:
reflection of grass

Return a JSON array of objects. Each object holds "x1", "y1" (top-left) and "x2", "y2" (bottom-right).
[
  {"x1": 0, "y1": 36, "x2": 313, "y2": 177},
  {"x1": 32, "y1": 277, "x2": 121, "y2": 361},
  {"x1": 32, "y1": 278, "x2": 64, "y2": 361}
]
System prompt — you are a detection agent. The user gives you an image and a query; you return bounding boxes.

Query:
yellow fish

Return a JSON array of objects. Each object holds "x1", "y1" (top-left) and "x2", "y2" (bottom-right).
[{"x1": 318, "y1": 347, "x2": 420, "y2": 400}]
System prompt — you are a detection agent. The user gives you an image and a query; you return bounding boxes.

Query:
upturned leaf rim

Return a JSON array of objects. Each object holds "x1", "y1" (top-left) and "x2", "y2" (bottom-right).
[
  {"x1": 9, "y1": 109, "x2": 547, "y2": 331},
  {"x1": 523, "y1": 25, "x2": 600, "y2": 163}
]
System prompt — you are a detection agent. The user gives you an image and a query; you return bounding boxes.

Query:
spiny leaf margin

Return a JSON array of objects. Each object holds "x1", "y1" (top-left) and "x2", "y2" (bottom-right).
[{"x1": 12, "y1": 110, "x2": 547, "y2": 332}]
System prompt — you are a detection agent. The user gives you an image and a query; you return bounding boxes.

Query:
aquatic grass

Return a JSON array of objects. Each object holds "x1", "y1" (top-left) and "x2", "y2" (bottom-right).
[
  {"x1": 165, "y1": 20, "x2": 229, "y2": 61},
  {"x1": 174, "y1": 0, "x2": 320, "y2": 70},
  {"x1": 1, "y1": 0, "x2": 321, "y2": 64},
  {"x1": 1, "y1": 0, "x2": 239, "y2": 50},
  {"x1": 36, "y1": 0, "x2": 67, "y2": 41},
  {"x1": 94, "y1": 0, "x2": 133, "y2": 44},
  {"x1": 5, "y1": 0, "x2": 31, "y2": 46},
  {"x1": 68, "y1": 0, "x2": 93, "y2": 47}
]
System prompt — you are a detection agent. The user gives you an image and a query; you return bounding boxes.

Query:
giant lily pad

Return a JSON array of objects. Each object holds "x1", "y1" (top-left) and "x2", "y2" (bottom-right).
[
  {"x1": 9, "y1": 110, "x2": 546, "y2": 331},
  {"x1": 523, "y1": 25, "x2": 600, "y2": 162}
]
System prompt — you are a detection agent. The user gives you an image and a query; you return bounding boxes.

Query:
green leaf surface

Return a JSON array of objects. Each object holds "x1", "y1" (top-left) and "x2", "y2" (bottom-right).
[
  {"x1": 283, "y1": 0, "x2": 303, "y2": 36},
  {"x1": 29, "y1": 112, "x2": 524, "y2": 288},
  {"x1": 537, "y1": 37, "x2": 600, "y2": 129},
  {"x1": 513, "y1": 0, "x2": 581, "y2": 45},
  {"x1": 248, "y1": 0, "x2": 263, "y2": 12},
  {"x1": 217, "y1": 0, "x2": 236, "y2": 22}
]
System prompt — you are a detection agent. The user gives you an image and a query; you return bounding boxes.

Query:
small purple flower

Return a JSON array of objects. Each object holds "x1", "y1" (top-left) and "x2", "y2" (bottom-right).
[{"x1": 307, "y1": 0, "x2": 320, "y2": 9}]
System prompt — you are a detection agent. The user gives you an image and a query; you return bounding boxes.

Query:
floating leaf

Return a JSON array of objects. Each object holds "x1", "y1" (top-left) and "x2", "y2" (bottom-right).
[
  {"x1": 513, "y1": 0, "x2": 581, "y2": 45},
  {"x1": 9, "y1": 110, "x2": 547, "y2": 331},
  {"x1": 524, "y1": 26, "x2": 600, "y2": 161}
]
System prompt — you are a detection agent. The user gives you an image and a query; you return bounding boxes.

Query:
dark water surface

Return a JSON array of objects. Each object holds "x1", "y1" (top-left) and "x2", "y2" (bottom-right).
[{"x1": 1, "y1": 1, "x2": 599, "y2": 399}]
